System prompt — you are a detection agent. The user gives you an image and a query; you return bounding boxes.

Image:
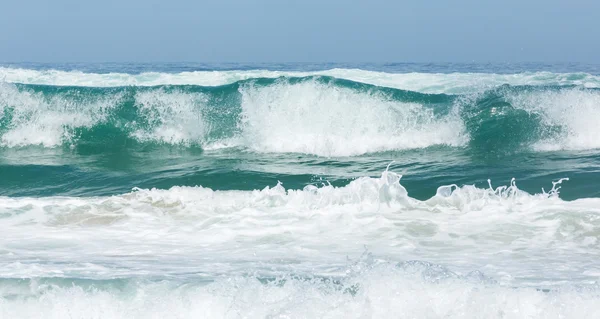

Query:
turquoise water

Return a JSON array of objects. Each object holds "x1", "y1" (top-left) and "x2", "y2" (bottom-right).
[{"x1": 1, "y1": 63, "x2": 600, "y2": 318}]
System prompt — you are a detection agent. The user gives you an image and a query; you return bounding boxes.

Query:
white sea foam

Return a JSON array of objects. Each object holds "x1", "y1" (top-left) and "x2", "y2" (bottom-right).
[
  {"x1": 1, "y1": 172, "x2": 599, "y2": 317},
  {"x1": 0, "y1": 172, "x2": 598, "y2": 286},
  {"x1": 2, "y1": 67, "x2": 600, "y2": 93},
  {"x1": 1, "y1": 262, "x2": 599, "y2": 319}
]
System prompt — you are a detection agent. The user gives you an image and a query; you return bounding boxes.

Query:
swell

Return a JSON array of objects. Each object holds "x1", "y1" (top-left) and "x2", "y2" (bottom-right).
[
  {"x1": 3, "y1": 66, "x2": 600, "y2": 93},
  {"x1": 1, "y1": 76, "x2": 599, "y2": 156}
]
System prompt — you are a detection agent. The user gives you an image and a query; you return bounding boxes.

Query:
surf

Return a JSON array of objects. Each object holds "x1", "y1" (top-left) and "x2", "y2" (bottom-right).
[{"x1": 1, "y1": 76, "x2": 600, "y2": 155}]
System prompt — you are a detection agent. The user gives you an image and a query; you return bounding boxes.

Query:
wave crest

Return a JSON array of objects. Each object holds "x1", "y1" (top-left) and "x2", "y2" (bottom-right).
[{"x1": 1, "y1": 78, "x2": 600, "y2": 154}]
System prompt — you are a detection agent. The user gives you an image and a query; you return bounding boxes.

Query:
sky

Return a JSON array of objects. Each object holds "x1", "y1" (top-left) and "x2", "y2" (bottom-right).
[{"x1": 0, "y1": 0, "x2": 598, "y2": 63}]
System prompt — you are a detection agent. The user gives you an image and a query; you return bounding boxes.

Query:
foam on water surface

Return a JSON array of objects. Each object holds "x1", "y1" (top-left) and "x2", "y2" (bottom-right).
[
  {"x1": 2, "y1": 262, "x2": 600, "y2": 319},
  {"x1": 1, "y1": 172, "x2": 598, "y2": 287}
]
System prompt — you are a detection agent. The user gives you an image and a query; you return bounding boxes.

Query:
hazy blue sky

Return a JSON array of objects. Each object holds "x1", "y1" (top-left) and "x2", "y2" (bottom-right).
[{"x1": 1, "y1": 0, "x2": 598, "y2": 62}]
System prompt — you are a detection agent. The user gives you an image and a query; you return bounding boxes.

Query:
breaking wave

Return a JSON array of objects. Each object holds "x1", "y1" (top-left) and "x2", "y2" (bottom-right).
[{"x1": 1, "y1": 76, "x2": 599, "y2": 155}]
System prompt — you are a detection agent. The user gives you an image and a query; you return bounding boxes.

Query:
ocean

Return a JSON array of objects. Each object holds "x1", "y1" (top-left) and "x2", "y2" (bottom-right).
[{"x1": 0, "y1": 62, "x2": 599, "y2": 318}]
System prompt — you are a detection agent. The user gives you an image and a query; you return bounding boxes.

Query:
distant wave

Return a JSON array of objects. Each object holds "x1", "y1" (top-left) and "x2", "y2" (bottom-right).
[
  {"x1": 2, "y1": 67, "x2": 600, "y2": 93},
  {"x1": 1, "y1": 76, "x2": 600, "y2": 155}
]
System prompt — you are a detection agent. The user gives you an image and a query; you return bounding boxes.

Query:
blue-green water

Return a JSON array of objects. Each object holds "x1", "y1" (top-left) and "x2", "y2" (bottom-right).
[{"x1": 1, "y1": 63, "x2": 600, "y2": 318}]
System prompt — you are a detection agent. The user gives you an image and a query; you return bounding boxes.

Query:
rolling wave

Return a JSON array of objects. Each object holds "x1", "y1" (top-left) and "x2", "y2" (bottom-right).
[{"x1": 1, "y1": 76, "x2": 599, "y2": 155}]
